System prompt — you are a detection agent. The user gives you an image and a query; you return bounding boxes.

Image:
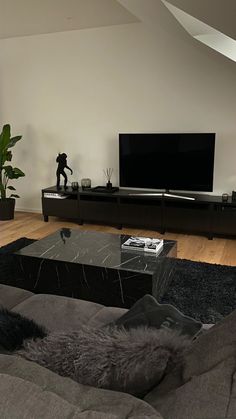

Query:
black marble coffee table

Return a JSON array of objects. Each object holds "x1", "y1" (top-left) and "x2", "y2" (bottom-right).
[{"x1": 15, "y1": 229, "x2": 177, "y2": 308}]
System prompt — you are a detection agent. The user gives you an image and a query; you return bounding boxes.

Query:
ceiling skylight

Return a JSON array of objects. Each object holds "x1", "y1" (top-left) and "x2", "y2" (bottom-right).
[{"x1": 162, "y1": 0, "x2": 236, "y2": 62}]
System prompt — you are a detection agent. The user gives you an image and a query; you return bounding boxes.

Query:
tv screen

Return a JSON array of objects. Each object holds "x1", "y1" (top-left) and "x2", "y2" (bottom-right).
[{"x1": 119, "y1": 133, "x2": 215, "y2": 192}]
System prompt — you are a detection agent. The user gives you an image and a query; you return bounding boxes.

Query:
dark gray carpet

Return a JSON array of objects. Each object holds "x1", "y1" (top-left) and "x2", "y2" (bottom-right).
[
  {"x1": 0, "y1": 238, "x2": 236, "y2": 323},
  {"x1": 161, "y1": 259, "x2": 236, "y2": 323}
]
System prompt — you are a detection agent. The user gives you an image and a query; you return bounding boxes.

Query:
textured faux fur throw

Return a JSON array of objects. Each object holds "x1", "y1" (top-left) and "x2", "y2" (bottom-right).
[{"x1": 0, "y1": 309, "x2": 190, "y2": 396}]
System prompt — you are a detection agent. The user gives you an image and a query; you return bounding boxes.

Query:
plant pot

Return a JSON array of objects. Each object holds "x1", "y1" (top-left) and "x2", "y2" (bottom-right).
[{"x1": 0, "y1": 198, "x2": 15, "y2": 220}]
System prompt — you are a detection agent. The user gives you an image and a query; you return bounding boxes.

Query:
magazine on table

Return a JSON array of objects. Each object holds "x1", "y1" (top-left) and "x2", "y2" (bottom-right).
[{"x1": 121, "y1": 236, "x2": 164, "y2": 254}]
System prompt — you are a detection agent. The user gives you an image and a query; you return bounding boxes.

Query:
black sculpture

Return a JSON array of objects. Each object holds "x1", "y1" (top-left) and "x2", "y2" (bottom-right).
[{"x1": 56, "y1": 153, "x2": 73, "y2": 189}]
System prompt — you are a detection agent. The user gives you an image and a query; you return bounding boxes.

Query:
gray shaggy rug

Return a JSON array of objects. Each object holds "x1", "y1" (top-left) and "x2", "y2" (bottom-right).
[
  {"x1": 18, "y1": 325, "x2": 189, "y2": 397},
  {"x1": 161, "y1": 258, "x2": 236, "y2": 323}
]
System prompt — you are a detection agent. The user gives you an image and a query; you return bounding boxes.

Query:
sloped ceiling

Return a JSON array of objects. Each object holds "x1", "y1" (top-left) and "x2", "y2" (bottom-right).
[
  {"x1": 0, "y1": 0, "x2": 235, "y2": 53},
  {"x1": 166, "y1": 0, "x2": 236, "y2": 41},
  {"x1": 161, "y1": 0, "x2": 236, "y2": 62},
  {"x1": 118, "y1": 0, "x2": 236, "y2": 63},
  {"x1": 0, "y1": 0, "x2": 139, "y2": 39}
]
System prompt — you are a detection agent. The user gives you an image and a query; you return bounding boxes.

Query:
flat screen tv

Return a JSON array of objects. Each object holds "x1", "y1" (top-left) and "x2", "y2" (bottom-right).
[{"x1": 119, "y1": 133, "x2": 215, "y2": 192}]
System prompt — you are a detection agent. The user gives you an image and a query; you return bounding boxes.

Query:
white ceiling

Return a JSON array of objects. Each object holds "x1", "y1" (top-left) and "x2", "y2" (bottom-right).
[
  {"x1": 162, "y1": 0, "x2": 236, "y2": 63},
  {"x1": 0, "y1": 0, "x2": 235, "y2": 54},
  {"x1": 167, "y1": 0, "x2": 236, "y2": 41},
  {"x1": 0, "y1": 0, "x2": 139, "y2": 39}
]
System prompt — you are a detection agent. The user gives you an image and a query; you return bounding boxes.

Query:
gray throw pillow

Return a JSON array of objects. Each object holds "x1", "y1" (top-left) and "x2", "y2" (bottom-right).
[{"x1": 112, "y1": 294, "x2": 202, "y2": 338}]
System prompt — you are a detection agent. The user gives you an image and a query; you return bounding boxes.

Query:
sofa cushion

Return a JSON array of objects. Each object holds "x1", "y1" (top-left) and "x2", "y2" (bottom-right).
[
  {"x1": 0, "y1": 284, "x2": 33, "y2": 310},
  {"x1": 12, "y1": 293, "x2": 127, "y2": 332},
  {"x1": 0, "y1": 354, "x2": 161, "y2": 419},
  {"x1": 144, "y1": 308, "x2": 236, "y2": 419},
  {"x1": 0, "y1": 373, "x2": 88, "y2": 419}
]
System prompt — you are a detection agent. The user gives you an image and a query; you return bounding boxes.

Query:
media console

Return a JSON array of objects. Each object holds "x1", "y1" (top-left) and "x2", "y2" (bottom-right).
[
  {"x1": 42, "y1": 186, "x2": 236, "y2": 239},
  {"x1": 128, "y1": 193, "x2": 195, "y2": 200}
]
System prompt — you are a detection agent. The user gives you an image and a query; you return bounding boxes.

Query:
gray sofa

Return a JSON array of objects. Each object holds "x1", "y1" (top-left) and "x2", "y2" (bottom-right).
[{"x1": 0, "y1": 283, "x2": 236, "y2": 419}]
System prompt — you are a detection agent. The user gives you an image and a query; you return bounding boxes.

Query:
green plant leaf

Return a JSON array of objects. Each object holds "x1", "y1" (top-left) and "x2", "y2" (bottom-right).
[
  {"x1": 8, "y1": 135, "x2": 22, "y2": 148},
  {"x1": 9, "y1": 194, "x2": 20, "y2": 198},
  {"x1": 2, "y1": 165, "x2": 14, "y2": 178},
  {"x1": 0, "y1": 124, "x2": 24, "y2": 200},
  {"x1": 0, "y1": 124, "x2": 11, "y2": 153},
  {"x1": 5, "y1": 150, "x2": 12, "y2": 161},
  {"x1": 12, "y1": 167, "x2": 25, "y2": 178},
  {"x1": 3, "y1": 166, "x2": 25, "y2": 179},
  {"x1": 0, "y1": 125, "x2": 11, "y2": 168},
  {"x1": 0, "y1": 150, "x2": 11, "y2": 166}
]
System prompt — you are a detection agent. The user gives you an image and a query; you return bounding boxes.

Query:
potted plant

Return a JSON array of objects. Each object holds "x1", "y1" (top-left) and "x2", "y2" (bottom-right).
[{"x1": 0, "y1": 124, "x2": 25, "y2": 220}]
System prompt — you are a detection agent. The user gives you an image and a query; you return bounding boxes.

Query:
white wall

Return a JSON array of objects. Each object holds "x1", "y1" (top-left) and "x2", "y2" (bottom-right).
[{"x1": 0, "y1": 20, "x2": 236, "y2": 211}]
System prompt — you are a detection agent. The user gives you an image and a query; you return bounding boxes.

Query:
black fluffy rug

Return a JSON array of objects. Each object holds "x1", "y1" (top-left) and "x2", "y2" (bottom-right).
[
  {"x1": 161, "y1": 259, "x2": 236, "y2": 323},
  {"x1": 0, "y1": 238, "x2": 236, "y2": 324}
]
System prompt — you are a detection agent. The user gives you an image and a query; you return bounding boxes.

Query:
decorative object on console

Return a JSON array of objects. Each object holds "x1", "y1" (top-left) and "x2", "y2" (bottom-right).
[
  {"x1": 71, "y1": 182, "x2": 79, "y2": 190},
  {"x1": 0, "y1": 124, "x2": 25, "y2": 220},
  {"x1": 103, "y1": 167, "x2": 113, "y2": 190},
  {"x1": 232, "y1": 191, "x2": 236, "y2": 202},
  {"x1": 56, "y1": 153, "x2": 73, "y2": 190},
  {"x1": 81, "y1": 178, "x2": 91, "y2": 190},
  {"x1": 222, "y1": 193, "x2": 229, "y2": 202}
]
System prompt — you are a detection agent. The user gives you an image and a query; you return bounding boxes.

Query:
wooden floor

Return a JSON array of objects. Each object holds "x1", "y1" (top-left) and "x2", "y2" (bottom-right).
[{"x1": 1, "y1": 211, "x2": 236, "y2": 266}]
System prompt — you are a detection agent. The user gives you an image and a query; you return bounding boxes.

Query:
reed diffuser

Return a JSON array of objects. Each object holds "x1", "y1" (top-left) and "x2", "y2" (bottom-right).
[{"x1": 103, "y1": 168, "x2": 113, "y2": 190}]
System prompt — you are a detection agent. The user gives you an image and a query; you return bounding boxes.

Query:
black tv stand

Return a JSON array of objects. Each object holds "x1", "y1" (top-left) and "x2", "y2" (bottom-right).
[
  {"x1": 128, "y1": 192, "x2": 195, "y2": 200},
  {"x1": 42, "y1": 186, "x2": 236, "y2": 239}
]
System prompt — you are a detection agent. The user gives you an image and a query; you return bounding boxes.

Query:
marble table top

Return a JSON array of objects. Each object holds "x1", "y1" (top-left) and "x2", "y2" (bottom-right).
[{"x1": 15, "y1": 229, "x2": 177, "y2": 275}]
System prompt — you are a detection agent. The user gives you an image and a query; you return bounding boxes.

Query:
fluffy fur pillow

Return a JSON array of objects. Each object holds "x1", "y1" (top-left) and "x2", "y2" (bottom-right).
[{"x1": 18, "y1": 325, "x2": 190, "y2": 397}]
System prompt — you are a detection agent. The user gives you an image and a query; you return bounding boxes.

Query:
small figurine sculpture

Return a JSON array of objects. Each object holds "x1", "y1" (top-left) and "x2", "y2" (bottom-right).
[{"x1": 56, "y1": 153, "x2": 73, "y2": 189}]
